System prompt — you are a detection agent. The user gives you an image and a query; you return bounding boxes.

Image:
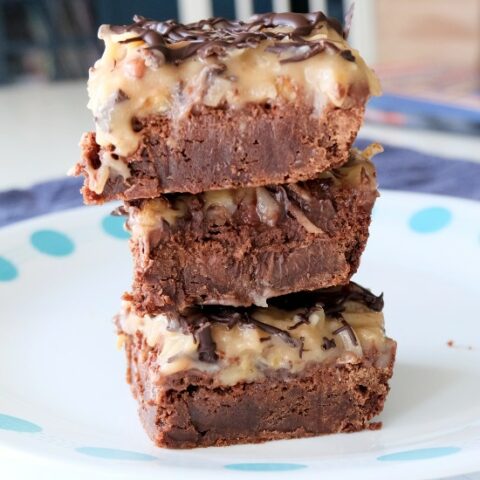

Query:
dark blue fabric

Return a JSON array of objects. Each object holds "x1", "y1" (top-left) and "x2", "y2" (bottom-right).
[
  {"x1": 0, "y1": 177, "x2": 84, "y2": 227},
  {"x1": 0, "y1": 142, "x2": 479, "y2": 228},
  {"x1": 356, "y1": 139, "x2": 480, "y2": 202}
]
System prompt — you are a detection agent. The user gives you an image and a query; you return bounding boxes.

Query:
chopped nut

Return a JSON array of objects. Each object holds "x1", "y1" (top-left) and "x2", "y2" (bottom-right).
[{"x1": 124, "y1": 58, "x2": 146, "y2": 79}]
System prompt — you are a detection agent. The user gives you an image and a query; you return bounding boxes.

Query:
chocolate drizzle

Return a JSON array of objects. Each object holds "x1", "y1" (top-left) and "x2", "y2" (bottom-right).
[
  {"x1": 170, "y1": 282, "x2": 382, "y2": 364},
  {"x1": 269, "y1": 281, "x2": 384, "y2": 315},
  {"x1": 288, "y1": 313, "x2": 311, "y2": 330},
  {"x1": 265, "y1": 39, "x2": 341, "y2": 64},
  {"x1": 195, "y1": 321, "x2": 218, "y2": 363},
  {"x1": 332, "y1": 317, "x2": 359, "y2": 346},
  {"x1": 206, "y1": 309, "x2": 303, "y2": 350},
  {"x1": 249, "y1": 317, "x2": 304, "y2": 350},
  {"x1": 110, "y1": 12, "x2": 354, "y2": 65}
]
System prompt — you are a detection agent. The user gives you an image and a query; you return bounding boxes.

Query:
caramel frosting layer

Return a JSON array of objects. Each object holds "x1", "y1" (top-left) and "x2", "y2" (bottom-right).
[
  {"x1": 88, "y1": 12, "x2": 381, "y2": 156},
  {"x1": 125, "y1": 144, "x2": 380, "y2": 242},
  {"x1": 117, "y1": 282, "x2": 393, "y2": 386}
]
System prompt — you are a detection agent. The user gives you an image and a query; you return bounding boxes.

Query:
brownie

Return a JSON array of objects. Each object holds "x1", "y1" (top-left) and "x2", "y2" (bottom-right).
[
  {"x1": 117, "y1": 282, "x2": 396, "y2": 448},
  {"x1": 76, "y1": 102, "x2": 365, "y2": 202},
  {"x1": 125, "y1": 146, "x2": 379, "y2": 314},
  {"x1": 128, "y1": 343, "x2": 396, "y2": 448},
  {"x1": 72, "y1": 12, "x2": 380, "y2": 203}
]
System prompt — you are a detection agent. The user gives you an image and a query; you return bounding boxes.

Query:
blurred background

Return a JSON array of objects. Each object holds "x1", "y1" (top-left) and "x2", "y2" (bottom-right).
[{"x1": 0, "y1": 0, "x2": 479, "y2": 193}]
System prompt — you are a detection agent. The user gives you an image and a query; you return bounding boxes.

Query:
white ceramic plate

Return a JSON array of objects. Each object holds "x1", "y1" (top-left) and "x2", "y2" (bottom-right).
[{"x1": 1, "y1": 190, "x2": 479, "y2": 480}]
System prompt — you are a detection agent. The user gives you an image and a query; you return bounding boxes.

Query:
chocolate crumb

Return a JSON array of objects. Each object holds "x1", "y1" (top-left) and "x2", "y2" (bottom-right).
[
  {"x1": 87, "y1": 149, "x2": 101, "y2": 170},
  {"x1": 131, "y1": 116, "x2": 143, "y2": 132},
  {"x1": 111, "y1": 205, "x2": 127, "y2": 216},
  {"x1": 115, "y1": 89, "x2": 130, "y2": 103},
  {"x1": 340, "y1": 50, "x2": 355, "y2": 62},
  {"x1": 446, "y1": 340, "x2": 475, "y2": 351},
  {"x1": 322, "y1": 336, "x2": 336, "y2": 350}
]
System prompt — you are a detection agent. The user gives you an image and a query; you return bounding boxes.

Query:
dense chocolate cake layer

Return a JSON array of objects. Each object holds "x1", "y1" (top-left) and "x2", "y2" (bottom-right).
[
  {"x1": 124, "y1": 334, "x2": 396, "y2": 449},
  {"x1": 76, "y1": 101, "x2": 365, "y2": 203},
  {"x1": 125, "y1": 146, "x2": 379, "y2": 313}
]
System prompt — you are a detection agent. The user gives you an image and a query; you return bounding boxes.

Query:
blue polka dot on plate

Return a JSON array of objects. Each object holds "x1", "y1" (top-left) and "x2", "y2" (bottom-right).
[
  {"x1": 225, "y1": 463, "x2": 307, "y2": 472},
  {"x1": 101, "y1": 215, "x2": 130, "y2": 240},
  {"x1": 30, "y1": 230, "x2": 75, "y2": 257},
  {"x1": 377, "y1": 446, "x2": 461, "y2": 462},
  {"x1": 76, "y1": 446, "x2": 156, "y2": 461},
  {"x1": 409, "y1": 207, "x2": 452, "y2": 233},
  {"x1": 0, "y1": 256, "x2": 18, "y2": 282},
  {"x1": 0, "y1": 413, "x2": 42, "y2": 433}
]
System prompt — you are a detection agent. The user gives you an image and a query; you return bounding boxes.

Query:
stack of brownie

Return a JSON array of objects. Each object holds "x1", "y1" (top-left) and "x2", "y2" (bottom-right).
[{"x1": 73, "y1": 12, "x2": 396, "y2": 448}]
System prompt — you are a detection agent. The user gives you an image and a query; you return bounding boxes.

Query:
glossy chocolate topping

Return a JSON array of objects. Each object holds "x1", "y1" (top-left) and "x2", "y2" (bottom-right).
[
  {"x1": 111, "y1": 11, "x2": 352, "y2": 65},
  {"x1": 269, "y1": 281, "x2": 384, "y2": 314}
]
